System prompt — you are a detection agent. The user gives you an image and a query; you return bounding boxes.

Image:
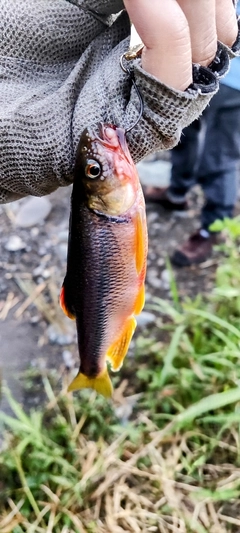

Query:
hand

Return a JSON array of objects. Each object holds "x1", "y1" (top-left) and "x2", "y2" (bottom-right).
[{"x1": 123, "y1": 0, "x2": 238, "y2": 91}]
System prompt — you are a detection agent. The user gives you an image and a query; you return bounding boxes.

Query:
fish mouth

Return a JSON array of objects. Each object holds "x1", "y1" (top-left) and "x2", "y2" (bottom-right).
[{"x1": 85, "y1": 123, "x2": 132, "y2": 164}]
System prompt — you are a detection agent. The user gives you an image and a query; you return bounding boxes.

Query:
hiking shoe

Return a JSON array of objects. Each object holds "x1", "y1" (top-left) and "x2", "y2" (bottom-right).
[
  {"x1": 142, "y1": 186, "x2": 188, "y2": 211},
  {"x1": 171, "y1": 229, "x2": 219, "y2": 267}
]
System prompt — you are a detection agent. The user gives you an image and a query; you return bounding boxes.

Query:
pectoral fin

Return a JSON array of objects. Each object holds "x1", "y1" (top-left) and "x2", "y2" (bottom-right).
[
  {"x1": 68, "y1": 367, "x2": 113, "y2": 398},
  {"x1": 107, "y1": 316, "x2": 137, "y2": 372},
  {"x1": 60, "y1": 285, "x2": 75, "y2": 320}
]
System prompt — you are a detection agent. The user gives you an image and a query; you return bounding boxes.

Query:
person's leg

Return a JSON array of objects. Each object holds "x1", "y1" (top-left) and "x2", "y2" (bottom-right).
[
  {"x1": 169, "y1": 118, "x2": 202, "y2": 200},
  {"x1": 198, "y1": 84, "x2": 240, "y2": 230},
  {"x1": 172, "y1": 84, "x2": 240, "y2": 266},
  {"x1": 143, "y1": 118, "x2": 202, "y2": 208}
]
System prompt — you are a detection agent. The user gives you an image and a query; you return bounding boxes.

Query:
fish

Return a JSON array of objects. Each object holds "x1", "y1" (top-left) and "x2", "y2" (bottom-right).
[{"x1": 60, "y1": 123, "x2": 148, "y2": 398}]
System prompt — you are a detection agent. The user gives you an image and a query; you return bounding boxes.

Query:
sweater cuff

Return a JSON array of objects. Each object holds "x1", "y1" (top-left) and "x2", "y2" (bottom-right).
[
  {"x1": 132, "y1": 60, "x2": 219, "y2": 152},
  {"x1": 207, "y1": 41, "x2": 230, "y2": 79},
  {"x1": 188, "y1": 63, "x2": 219, "y2": 95}
]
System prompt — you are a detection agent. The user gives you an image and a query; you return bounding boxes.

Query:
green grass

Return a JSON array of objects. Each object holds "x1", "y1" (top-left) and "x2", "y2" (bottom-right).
[{"x1": 1, "y1": 217, "x2": 240, "y2": 532}]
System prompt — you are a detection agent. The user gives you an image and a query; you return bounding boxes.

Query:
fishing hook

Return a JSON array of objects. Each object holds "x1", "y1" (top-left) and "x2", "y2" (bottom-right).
[{"x1": 120, "y1": 44, "x2": 144, "y2": 133}]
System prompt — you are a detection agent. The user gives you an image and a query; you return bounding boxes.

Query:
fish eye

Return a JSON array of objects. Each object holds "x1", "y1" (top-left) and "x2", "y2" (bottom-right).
[{"x1": 85, "y1": 160, "x2": 102, "y2": 179}]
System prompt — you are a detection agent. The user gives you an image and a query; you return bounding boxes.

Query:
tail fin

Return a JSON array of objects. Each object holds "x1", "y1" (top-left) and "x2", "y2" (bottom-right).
[{"x1": 68, "y1": 367, "x2": 113, "y2": 398}]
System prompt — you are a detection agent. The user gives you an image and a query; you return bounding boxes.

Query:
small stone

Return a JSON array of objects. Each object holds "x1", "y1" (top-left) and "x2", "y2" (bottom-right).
[
  {"x1": 147, "y1": 212, "x2": 159, "y2": 224},
  {"x1": 145, "y1": 292, "x2": 152, "y2": 302},
  {"x1": 173, "y1": 210, "x2": 190, "y2": 219},
  {"x1": 56, "y1": 243, "x2": 68, "y2": 262},
  {"x1": 38, "y1": 246, "x2": 47, "y2": 257},
  {"x1": 148, "y1": 252, "x2": 157, "y2": 261},
  {"x1": 151, "y1": 222, "x2": 161, "y2": 232},
  {"x1": 114, "y1": 403, "x2": 133, "y2": 423},
  {"x1": 31, "y1": 227, "x2": 39, "y2": 238},
  {"x1": 15, "y1": 197, "x2": 52, "y2": 228},
  {"x1": 57, "y1": 230, "x2": 69, "y2": 243},
  {"x1": 114, "y1": 394, "x2": 142, "y2": 424},
  {"x1": 5, "y1": 235, "x2": 26, "y2": 252},
  {"x1": 147, "y1": 268, "x2": 162, "y2": 289},
  {"x1": 47, "y1": 324, "x2": 74, "y2": 345},
  {"x1": 148, "y1": 277, "x2": 162, "y2": 289},
  {"x1": 62, "y1": 350, "x2": 75, "y2": 369},
  {"x1": 8, "y1": 265, "x2": 17, "y2": 272},
  {"x1": 161, "y1": 269, "x2": 171, "y2": 290},
  {"x1": 30, "y1": 315, "x2": 40, "y2": 325},
  {"x1": 137, "y1": 311, "x2": 156, "y2": 328},
  {"x1": 147, "y1": 267, "x2": 159, "y2": 278},
  {"x1": 42, "y1": 269, "x2": 51, "y2": 279},
  {"x1": 33, "y1": 266, "x2": 44, "y2": 277},
  {"x1": 157, "y1": 258, "x2": 165, "y2": 267}
]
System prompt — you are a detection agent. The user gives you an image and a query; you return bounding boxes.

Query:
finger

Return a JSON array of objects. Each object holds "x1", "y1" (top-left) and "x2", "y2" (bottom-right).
[
  {"x1": 216, "y1": 0, "x2": 238, "y2": 47},
  {"x1": 124, "y1": 0, "x2": 193, "y2": 90},
  {"x1": 177, "y1": 0, "x2": 217, "y2": 66}
]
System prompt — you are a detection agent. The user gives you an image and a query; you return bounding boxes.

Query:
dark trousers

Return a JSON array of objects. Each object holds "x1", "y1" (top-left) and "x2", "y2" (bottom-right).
[{"x1": 170, "y1": 83, "x2": 240, "y2": 229}]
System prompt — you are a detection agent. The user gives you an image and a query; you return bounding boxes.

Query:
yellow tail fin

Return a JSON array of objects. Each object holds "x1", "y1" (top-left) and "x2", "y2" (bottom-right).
[{"x1": 67, "y1": 367, "x2": 113, "y2": 398}]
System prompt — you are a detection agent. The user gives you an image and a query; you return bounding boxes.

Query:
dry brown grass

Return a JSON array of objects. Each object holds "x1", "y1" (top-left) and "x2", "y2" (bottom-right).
[{"x1": 1, "y1": 380, "x2": 240, "y2": 533}]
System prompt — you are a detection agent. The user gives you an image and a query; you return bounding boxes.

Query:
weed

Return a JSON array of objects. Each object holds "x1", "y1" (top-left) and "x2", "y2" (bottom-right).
[{"x1": 1, "y1": 218, "x2": 240, "y2": 532}]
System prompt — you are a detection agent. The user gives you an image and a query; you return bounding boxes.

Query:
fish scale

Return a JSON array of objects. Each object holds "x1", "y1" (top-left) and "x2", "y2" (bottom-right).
[{"x1": 67, "y1": 203, "x2": 137, "y2": 376}]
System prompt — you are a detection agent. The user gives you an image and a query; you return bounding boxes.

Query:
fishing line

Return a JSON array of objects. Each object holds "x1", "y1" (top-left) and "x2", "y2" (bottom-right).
[{"x1": 120, "y1": 45, "x2": 144, "y2": 133}]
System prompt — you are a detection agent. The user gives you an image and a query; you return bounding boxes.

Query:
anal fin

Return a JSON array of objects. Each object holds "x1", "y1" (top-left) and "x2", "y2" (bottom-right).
[
  {"x1": 134, "y1": 283, "x2": 145, "y2": 315},
  {"x1": 106, "y1": 316, "x2": 137, "y2": 372},
  {"x1": 68, "y1": 367, "x2": 113, "y2": 398}
]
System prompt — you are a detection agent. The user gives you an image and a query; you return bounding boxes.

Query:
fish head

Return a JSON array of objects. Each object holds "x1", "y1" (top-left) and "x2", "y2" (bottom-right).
[{"x1": 75, "y1": 123, "x2": 139, "y2": 216}]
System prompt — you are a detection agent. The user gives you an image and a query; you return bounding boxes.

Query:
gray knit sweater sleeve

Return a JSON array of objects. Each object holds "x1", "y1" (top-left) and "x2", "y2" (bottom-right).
[{"x1": 0, "y1": 0, "x2": 236, "y2": 202}]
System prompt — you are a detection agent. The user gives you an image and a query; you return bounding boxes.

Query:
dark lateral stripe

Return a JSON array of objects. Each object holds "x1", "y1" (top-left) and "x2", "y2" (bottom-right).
[{"x1": 91, "y1": 208, "x2": 130, "y2": 224}]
